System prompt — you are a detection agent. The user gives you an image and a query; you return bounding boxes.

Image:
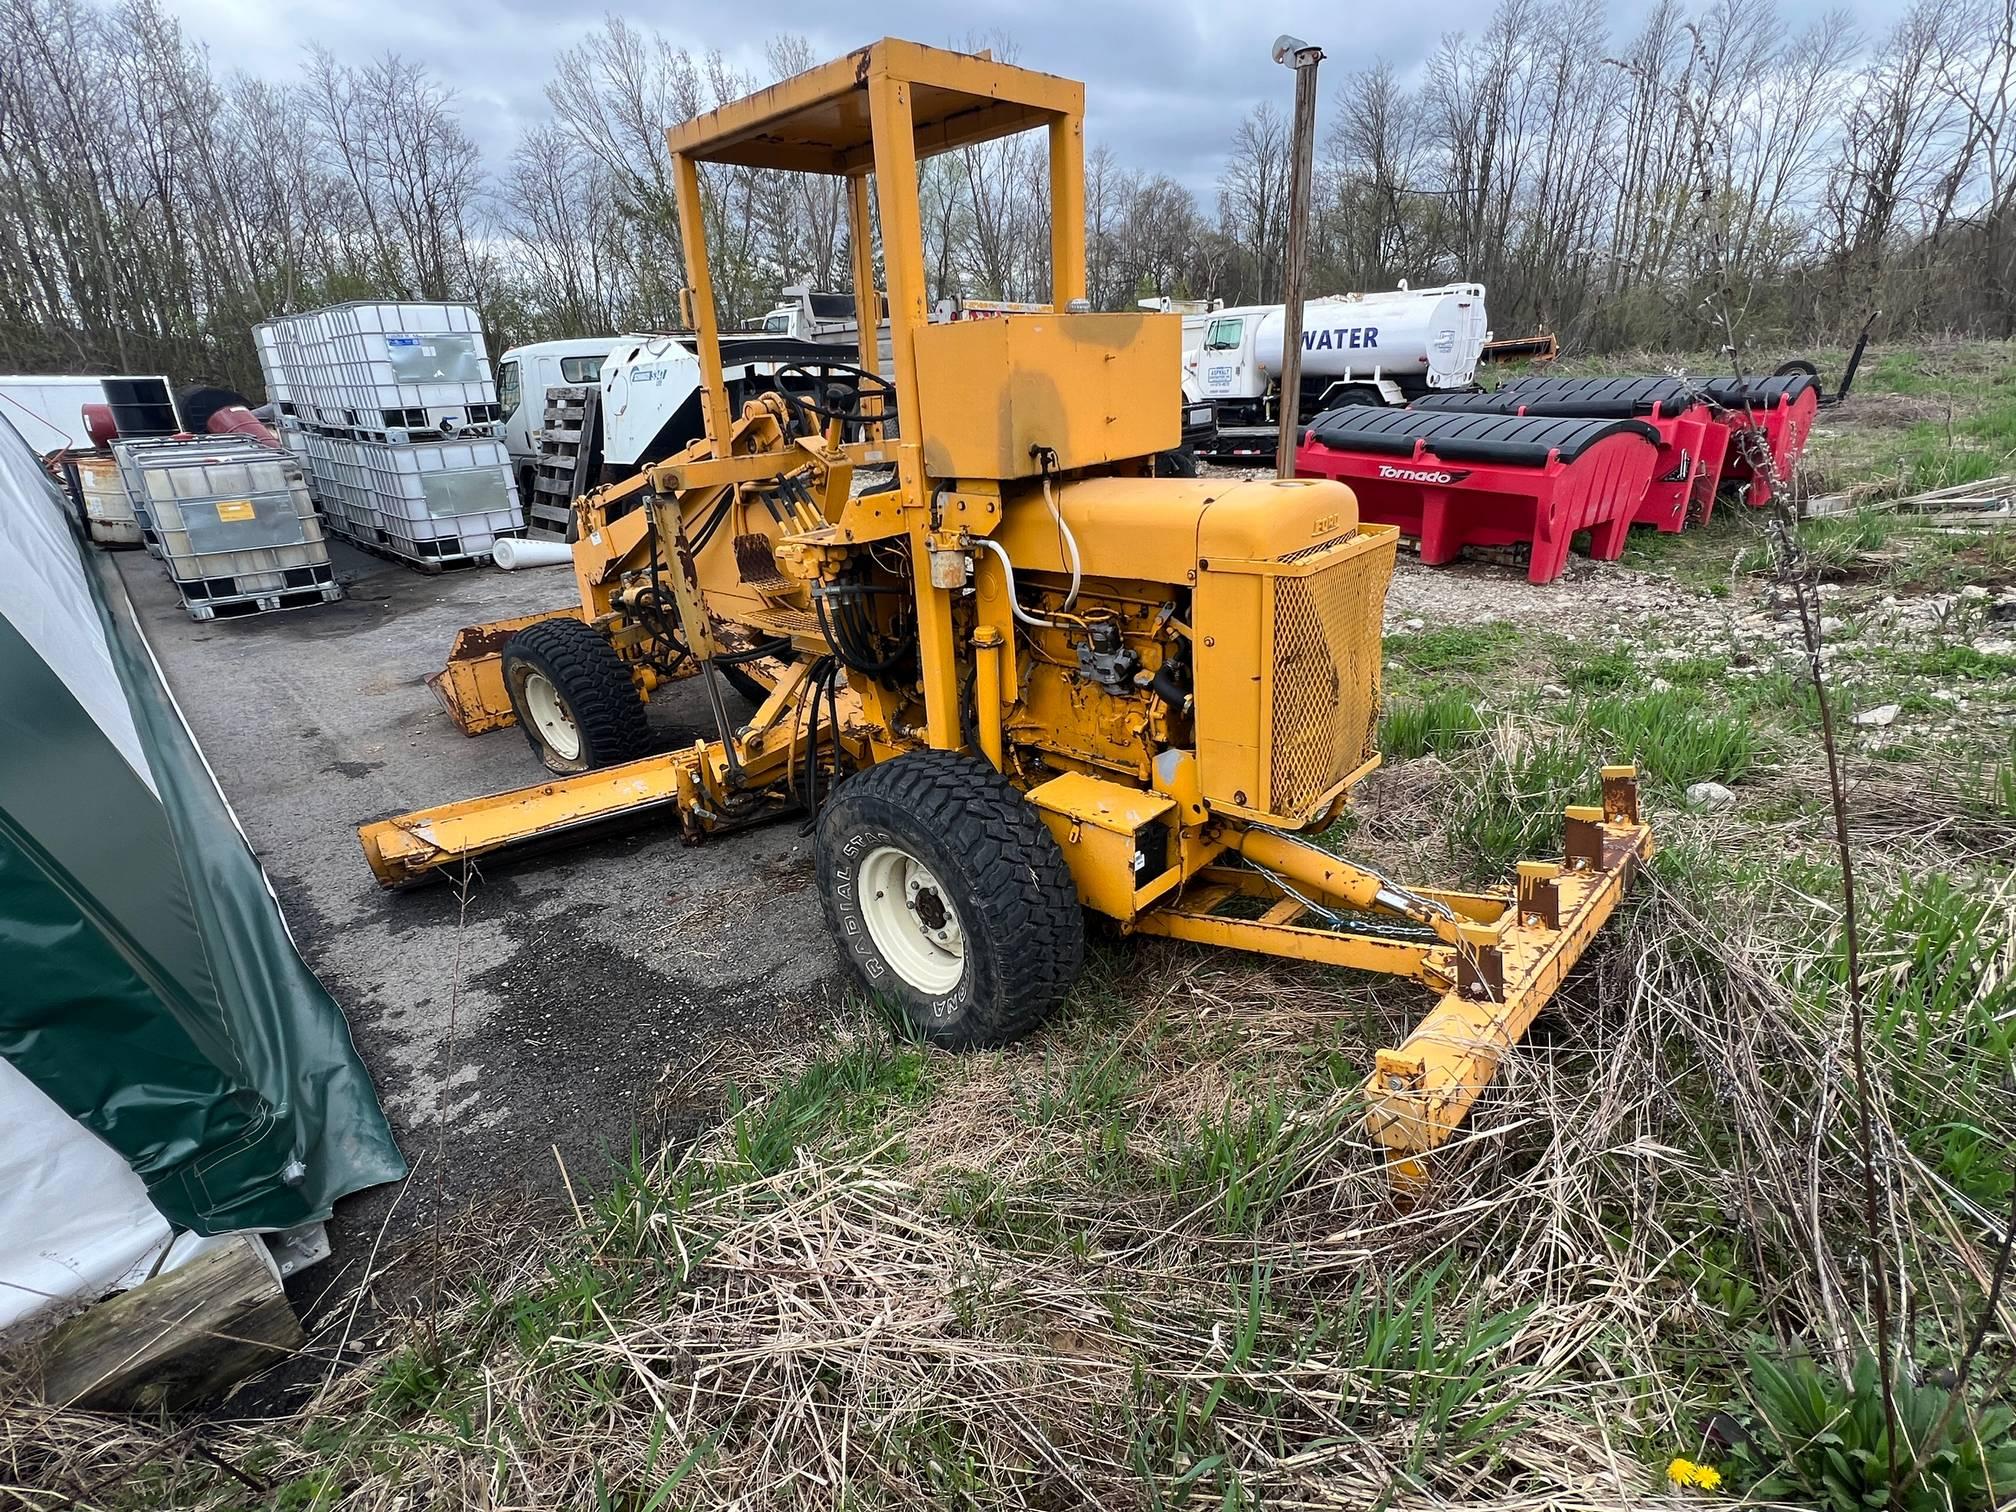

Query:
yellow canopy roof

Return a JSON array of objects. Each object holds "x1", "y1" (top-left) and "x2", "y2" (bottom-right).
[{"x1": 663, "y1": 38, "x2": 1083, "y2": 174}]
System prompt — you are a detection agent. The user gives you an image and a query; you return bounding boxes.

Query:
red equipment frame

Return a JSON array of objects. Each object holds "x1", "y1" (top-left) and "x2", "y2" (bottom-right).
[
  {"x1": 1418, "y1": 377, "x2": 1731, "y2": 533},
  {"x1": 1700, "y1": 374, "x2": 1818, "y2": 507},
  {"x1": 1295, "y1": 405, "x2": 1660, "y2": 585}
]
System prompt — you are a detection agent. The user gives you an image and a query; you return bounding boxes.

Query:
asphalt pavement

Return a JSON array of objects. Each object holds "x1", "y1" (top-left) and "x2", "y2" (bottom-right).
[{"x1": 113, "y1": 541, "x2": 846, "y2": 1312}]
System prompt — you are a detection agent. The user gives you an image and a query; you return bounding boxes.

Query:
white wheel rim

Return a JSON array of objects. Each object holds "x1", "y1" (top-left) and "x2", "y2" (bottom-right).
[
  {"x1": 858, "y1": 844, "x2": 965, "y2": 994},
  {"x1": 522, "y1": 671, "x2": 582, "y2": 761}
]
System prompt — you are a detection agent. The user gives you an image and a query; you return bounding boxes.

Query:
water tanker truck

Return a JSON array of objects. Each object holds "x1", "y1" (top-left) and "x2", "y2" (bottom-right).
[{"x1": 1181, "y1": 282, "x2": 1490, "y2": 460}]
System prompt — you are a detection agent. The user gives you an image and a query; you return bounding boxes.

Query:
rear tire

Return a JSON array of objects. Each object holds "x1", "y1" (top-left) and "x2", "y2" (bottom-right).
[
  {"x1": 502, "y1": 617, "x2": 650, "y2": 774},
  {"x1": 816, "y1": 751, "x2": 1085, "y2": 1049},
  {"x1": 1153, "y1": 445, "x2": 1200, "y2": 478},
  {"x1": 1324, "y1": 383, "x2": 1385, "y2": 413}
]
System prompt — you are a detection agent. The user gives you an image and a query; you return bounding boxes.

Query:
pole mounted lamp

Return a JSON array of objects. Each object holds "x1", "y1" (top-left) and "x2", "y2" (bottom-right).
[{"x1": 1271, "y1": 34, "x2": 1324, "y2": 479}]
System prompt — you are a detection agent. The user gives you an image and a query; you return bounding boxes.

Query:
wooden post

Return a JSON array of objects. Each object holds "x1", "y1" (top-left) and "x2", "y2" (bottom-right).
[
  {"x1": 1272, "y1": 35, "x2": 1325, "y2": 479},
  {"x1": 36, "y1": 1234, "x2": 303, "y2": 1411}
]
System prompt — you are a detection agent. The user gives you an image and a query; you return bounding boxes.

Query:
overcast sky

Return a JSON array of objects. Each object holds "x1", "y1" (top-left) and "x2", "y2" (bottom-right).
[{"x1": 174, "y1": 0, "x2": 1913, "y2": 195}]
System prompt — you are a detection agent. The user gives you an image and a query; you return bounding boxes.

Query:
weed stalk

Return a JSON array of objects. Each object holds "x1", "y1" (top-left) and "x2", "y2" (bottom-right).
[{"x1": 1675, "y1": 33, "x2": 1900, "y2": 1501}]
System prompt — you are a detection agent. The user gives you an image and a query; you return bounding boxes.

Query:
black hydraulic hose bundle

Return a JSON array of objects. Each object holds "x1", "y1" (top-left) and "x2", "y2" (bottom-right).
[
  {"x1": 714, "y1": 636, "x2": 793, "y2": 666},
  {"x1": 792, "y1": 655, "x2": 847, "y2": 828},
  {"x1": 812, "y1": 580, "x2": 916, "y2": 679}
]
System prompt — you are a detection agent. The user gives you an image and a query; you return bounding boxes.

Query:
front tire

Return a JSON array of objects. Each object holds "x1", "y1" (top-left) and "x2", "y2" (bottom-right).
[
  {"x1": 816, "y1": 751, "x2": 1085, "y2": 1048},
  {"x1": 501, "y1": 617, "x2": 651, "y2": 774}
]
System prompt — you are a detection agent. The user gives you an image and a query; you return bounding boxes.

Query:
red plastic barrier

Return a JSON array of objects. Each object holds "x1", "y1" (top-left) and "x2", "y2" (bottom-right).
[
  {"x1": 1682, "y1": 408, "x2": 1732, "y2": 526},
  {"x1": 1700, "y1": 374, "x2": 1818, "y2": 507},
  {"x1": 1418, "y1": 377, "x2": 1731, "y2": 533},
  {"x1": 1295, "y1": 405, "x2": 1660, "y2": 584}
]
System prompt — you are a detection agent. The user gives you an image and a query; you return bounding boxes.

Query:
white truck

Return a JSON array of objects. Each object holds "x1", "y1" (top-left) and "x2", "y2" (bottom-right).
[
  {"x1": 500, "y1": 323, "x2": 881, "y2": 535},
  {"x1": 496, "y1": 338, "x2": 618, "y2": 499},
  {"x1": 1179, "y1": 282, "x2": 1489, "y2": 458},
  {"x1": 746, "y1": 285, "x2": 893, "y2": 376}
]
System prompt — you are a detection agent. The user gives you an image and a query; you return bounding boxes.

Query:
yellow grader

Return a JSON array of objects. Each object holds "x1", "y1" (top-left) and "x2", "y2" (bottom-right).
[{"x1": 359, "y1": 39, "x2": 1653, "y2": 1185}]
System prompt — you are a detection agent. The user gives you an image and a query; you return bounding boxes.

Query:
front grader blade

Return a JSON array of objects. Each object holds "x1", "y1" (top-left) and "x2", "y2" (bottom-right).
[
  {"x1": 1365, "y1": 766, "x2": 1651, "y2": 1188},
  {"x1": 1138, "y1": 766, "x2": 1652, "y2": 1190}
]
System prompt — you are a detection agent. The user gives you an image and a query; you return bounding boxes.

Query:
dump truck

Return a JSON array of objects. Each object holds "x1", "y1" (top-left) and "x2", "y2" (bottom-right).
[{"x1": 360, "y1": 39, "x2": 1650, "y2": 1188}]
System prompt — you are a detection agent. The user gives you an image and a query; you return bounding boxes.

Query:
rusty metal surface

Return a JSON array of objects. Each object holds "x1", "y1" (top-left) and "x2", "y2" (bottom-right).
[{"x1": 426, "y1": 608, "x2": 583, "y2": 736}]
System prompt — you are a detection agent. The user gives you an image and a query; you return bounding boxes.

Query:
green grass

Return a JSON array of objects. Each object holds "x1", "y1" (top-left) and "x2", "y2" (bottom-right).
[
  {"x1": 1586, "y1": 691, "x2": 1763, "y2": 789},
  {"x1": 1157, "y1": 1093, "x2": 1357, "y2": 1234},
  {"x1": 1379, "y1": 688, "x2": 1488, "y2": 760},
  {"x1": 1553, "y1": 641, "x2": 1639, "y2": 694},
  {"x1": 1842, "y1": 877, "x2": 2016, "y2": 1210},
  {"x1": 1735, "y1": 508, "x2": 1902, "y2": 576},
  {"x1": 1882, "y1": 643, "x2": 2016, "y2": 681},
  {"x1": 1384, "y1": 620, "x2": 1527, "y2": 676},
  {"x1": 1445, "y1": 727, "x2": 1598, "y2": 875},
  {"x1": 1975, "y1": 727, "x2": 2016, "y2": 817}
]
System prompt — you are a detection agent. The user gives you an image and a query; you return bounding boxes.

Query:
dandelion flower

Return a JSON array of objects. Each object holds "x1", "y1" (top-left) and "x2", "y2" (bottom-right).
[{"x1": 1667, "y1": 1457, "x2": 1723, "y2": 1492}]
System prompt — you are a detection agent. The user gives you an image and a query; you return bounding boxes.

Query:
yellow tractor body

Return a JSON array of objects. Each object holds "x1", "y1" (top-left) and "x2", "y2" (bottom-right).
[{"x1": 360, "y1": 39, "x2": 1652, "y2": 1186}]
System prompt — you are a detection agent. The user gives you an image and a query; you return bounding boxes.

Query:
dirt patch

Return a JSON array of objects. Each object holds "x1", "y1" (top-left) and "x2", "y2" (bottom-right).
[{"x1": 1842, "y1": 392, "x2": 1961, "y2": 430}]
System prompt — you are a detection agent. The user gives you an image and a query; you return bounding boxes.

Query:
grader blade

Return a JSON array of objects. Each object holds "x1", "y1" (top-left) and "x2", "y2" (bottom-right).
[
  {"x1": 1364, "y1": 766, "x2": 1652, "y2": 1188},
  {"x1": 1137, "y1": 766, "x2": 1651, "y2": 1190},
  {"x1": 426, "y1": 609, "x2": 584, "y2": 736},
  {"x1": 359, "y1": 755, "x2": 690, "y2": 887}
]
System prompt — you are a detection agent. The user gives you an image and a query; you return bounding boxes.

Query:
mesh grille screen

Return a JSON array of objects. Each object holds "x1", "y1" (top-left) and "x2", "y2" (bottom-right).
[{"x1": 1268, "y1": 545, "x2": 1392, "y2": 814}]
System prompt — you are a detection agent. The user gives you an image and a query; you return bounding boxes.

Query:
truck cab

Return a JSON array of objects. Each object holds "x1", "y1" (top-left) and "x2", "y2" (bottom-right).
[
  {"x1": 1183, "y1": 308, "x2": 1267, "y2": 407},
  {"x1": 746, "y1": 285, "x2": 894, "y2": 378},
  {"x1": 496, "y1": 337, "x2": 619, "y2": 496}
]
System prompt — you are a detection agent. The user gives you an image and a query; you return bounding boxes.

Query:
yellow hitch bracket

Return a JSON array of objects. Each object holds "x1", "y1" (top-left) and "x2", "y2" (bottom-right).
[
  {"x1": 1364, "y1": 767, "x2": 1654, "y2": 1191},
  {"x1": 427, "y1": 608, "x2": 585, "y2": 736}
]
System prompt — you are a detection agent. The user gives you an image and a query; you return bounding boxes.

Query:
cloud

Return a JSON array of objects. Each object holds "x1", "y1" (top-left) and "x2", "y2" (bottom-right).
[{"x1": 169, "y1": 0, "x2": 1910, "y2": 199}]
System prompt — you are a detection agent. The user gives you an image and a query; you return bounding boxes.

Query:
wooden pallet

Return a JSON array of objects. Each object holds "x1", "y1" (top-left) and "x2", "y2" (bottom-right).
[{"x1": 530, "y1": 384, "x2": 601, "y2": 539}]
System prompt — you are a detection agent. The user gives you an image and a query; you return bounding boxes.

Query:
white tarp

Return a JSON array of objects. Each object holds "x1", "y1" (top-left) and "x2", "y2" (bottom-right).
[
  {"x1": 0, "y1": 1057, "x2": 170, "y2": 1337},
  {"x1": 0, "y1": 426, "x2": 156, "y2": 795},
  {"x1": 0, "y1": 376, "x2": 107, "y2": 454}
]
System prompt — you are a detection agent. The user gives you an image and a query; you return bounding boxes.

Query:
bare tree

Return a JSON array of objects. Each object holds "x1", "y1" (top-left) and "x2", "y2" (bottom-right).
[
  {"x1": 1216, "y1": 103, "x2": 1291, "y2": 301},
  {"x1": 0, "y1": 3, "x2": 2011, "y2": 395}
]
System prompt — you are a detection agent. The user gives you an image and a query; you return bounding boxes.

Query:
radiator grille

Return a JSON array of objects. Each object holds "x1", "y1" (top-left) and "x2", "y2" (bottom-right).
[{"x1": 1268, "y1": 543, "x2": 1392, "y2": 815}]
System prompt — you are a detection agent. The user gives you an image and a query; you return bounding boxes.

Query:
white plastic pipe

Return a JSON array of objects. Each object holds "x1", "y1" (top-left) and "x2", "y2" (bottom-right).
[{"x1": 492, "y1": 537, "x2": 572, "y2": 571}]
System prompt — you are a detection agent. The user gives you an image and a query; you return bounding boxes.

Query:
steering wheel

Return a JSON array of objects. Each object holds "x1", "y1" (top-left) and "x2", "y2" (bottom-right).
[{"x1": 769, "y1": 360, "x2": 898, "y2": 433}]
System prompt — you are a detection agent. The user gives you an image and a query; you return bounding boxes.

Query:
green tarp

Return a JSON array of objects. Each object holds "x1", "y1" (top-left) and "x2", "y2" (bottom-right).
[{"x1": 0, "y1": 430, "x2": 404, "y2": 1234}]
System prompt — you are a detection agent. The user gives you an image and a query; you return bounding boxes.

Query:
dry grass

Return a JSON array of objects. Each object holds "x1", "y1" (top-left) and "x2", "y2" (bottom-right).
[
  {"x1": 7, "y1": 446, "x2": 2016, "y2": 1509},
  {"x1": 6, "y1": 834, "x2": 2009, "y2": 1509}
]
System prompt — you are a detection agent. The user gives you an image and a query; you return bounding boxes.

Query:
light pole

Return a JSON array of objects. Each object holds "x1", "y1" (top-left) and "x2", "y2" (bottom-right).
[{"x1": 1272, "y1": 34, "x2": 1324, "y2": 478}]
